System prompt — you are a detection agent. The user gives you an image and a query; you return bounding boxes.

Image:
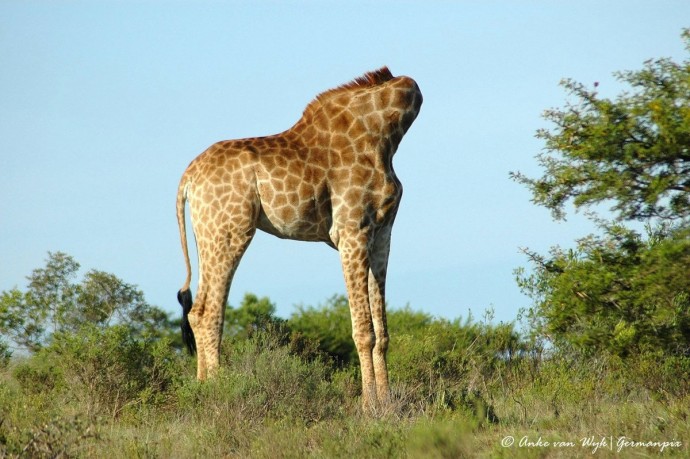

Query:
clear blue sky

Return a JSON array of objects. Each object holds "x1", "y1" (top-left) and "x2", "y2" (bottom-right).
[{"x1": 2, "y1": 1, "x2": 689, "y2": 325}]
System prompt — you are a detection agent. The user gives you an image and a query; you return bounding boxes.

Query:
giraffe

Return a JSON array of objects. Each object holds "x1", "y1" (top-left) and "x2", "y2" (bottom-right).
[{"x1": 176, "y1": 67, "x2": 422, "y2": 412}]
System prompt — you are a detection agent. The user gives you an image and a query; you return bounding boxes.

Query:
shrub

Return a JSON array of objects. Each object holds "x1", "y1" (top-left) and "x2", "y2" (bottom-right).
[
  {"x1": 388, "y1": 311, "x2": 520, "y2": 416},
  {"x1": 177, "y1": 329, "x2": 348, "y2": 426},
  {"x1": 12, "y1": 352, "x2": 64, "y2": 396},
  {"x1": 0, "y1": 252, "x2": 179, "y2": 354},
  {"x1": 289, "y1": 295, "x2": 356, "y2": 366},
  {"x1": 0, "y1": 341, "x2": 10, "y2": 369},
  {"x1": 624, "y1": 351, "x2": 690, "y2": 399},
  {"x1": 517, "y1": 223, "x2": 690, "y2": 359},
  {"x1": 40, "y1": 324, "x2": 181, "y2": 418},
  {"x1": 0, "y1": 415, "x2": 98, "y2": 459}
]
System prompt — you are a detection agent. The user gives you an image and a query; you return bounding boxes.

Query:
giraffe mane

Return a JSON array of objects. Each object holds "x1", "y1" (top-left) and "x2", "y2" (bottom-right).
[
  {"x1": 301, "y1": 67, "x2": 395, "y2": 117},
  {"x1": 332, "y1": 66, "x2": 395, "y2": 93}
]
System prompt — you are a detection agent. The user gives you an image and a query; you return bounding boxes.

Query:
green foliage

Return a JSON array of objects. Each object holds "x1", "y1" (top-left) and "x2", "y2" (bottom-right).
[
  {"x1": 511, "y1": 29, "x2": 690, "y2": 222},
  {"x1": 287, "y1": 296, "x2": 521, "y2": 418},
  {"x1": 224, "y1": 292, "x2": 286, "y2": 340},
  {"x1": 517, "y1": 223, "x2": 690, "y2": 361},
  {"x1": 0, "y1": 252, "x2": 177, "y2": 353},
  {"x1": 1, "y1": 292, "x2": 689, "y2": 457},
  {"x1": 389, "y1": 309, "x2": 521, "y2": 418},
  {"x1": 13, "y1": 325, "x2": 182, "y2": 418},
  {"x1": 0, "y1": 413, "x2": 98, "y2": 459},
  {"x1": 289, "y1": 295, "x2": 356, "y2": 366},
  {"x1": 248, "y1": 419, "x2": 407, "y2": 459},
  {"x1": 178, "y1": 329, "x2": 346, "y2": 426},
  {"x1": 73, "y1": 270, "x2": 172, "y2": 336},
  {"x1": 0, "y1": 322, "x2": 184, "y2": 455},
  {"x1": 512, "y1": 30, "x2": 690, "y2": 406},
  {"x1": 618, "y1": 350, "x2": 690, "y2": 400},
  {"x1": 0, "y1": 252, "x2": 80, "y2": 352},
  {"x1": 0, "y1": 341, "x2": 10, "y2": 369},
  {"x1": 387, "y1": 305, "x2": 436, "y2": 332},
  {"x1": 12, "y1": 351, "x2": 64, "y2": 396}
]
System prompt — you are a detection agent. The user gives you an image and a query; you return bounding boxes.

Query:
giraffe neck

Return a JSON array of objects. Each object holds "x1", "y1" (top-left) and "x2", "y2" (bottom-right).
[{"x1": 288, "y1": 76, "x2": 422, "y2": 160}]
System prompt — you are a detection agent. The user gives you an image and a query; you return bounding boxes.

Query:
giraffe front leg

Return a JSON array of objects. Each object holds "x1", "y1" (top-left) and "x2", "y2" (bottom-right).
[
  {"x1": 368, "y1": 229, "x2": 392, "y2": 407},
  {"x1": 338, "y1": 231, "x2": 378, "y2": 413}
]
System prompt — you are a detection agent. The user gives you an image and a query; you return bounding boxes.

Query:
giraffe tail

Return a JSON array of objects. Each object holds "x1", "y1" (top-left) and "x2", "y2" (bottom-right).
[
  {"x1": 178, "y1": 289, "x2": 196, "y2": 355},
  {"x1": 177, "y1": 179, "x2": 197, "y2": 355}
]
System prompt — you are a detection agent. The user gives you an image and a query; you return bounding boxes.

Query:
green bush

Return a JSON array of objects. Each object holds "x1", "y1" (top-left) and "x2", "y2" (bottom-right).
[
  {"x1": 36, "y1": 324, "x2": 181, "y2": 418},
  {"x1": 177, "y1": 329, "x2": 348, "y2": 426},
  {"x1": 0, "y1": 252, "x2": 179, "y2": 354},
  {"x1": 0, "y1": 341, "x2": 10, "y2": 369},
  {"x1": 517, "y1": 224, "x2": 690, "y2": 359},
  {"x1": 624, "y1": 351, "x2": 690, "y2": 399},
  {"x1": 0, "y1": 414, "x2": 98, "y2": 459},
  {"x1": 2, "y1": 292, "x2": 689, "y2": 457},
  {"x1": 289, "y1": 295, "x2": 356, "y2": 366},
  {"x1": 388, "y1": 311, "x2": 520, "y2": 416},
  {"x1": 224, "y1": 293, "x2": 288, "y2": 340},
  {"x1": 12, "y1": 352, "x2": 64, "y2": 396}
]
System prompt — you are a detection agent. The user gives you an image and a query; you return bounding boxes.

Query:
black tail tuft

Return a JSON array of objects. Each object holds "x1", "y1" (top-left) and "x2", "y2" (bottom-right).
[{"x1": 177, "y1": 289, "x2": 196, "y2": 355}]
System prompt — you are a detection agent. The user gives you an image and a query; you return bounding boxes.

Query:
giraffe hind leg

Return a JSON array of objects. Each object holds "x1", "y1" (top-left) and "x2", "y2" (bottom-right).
[
  {"x1": 191, "y1": 227, "x2": 255, "y2": 380},
  {"x1": 178, "y1": 288, "x2": 196, "y2": 355}
]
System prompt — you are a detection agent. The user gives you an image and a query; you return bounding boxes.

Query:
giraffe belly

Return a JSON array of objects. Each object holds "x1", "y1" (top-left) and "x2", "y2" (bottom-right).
[{"x1": 256, "y1": 205, "x2": 333, "y2": 245}]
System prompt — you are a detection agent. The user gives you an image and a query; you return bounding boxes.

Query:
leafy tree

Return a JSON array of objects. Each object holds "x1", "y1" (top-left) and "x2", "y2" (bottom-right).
[
  {"x1": 511, "y1": 30, "x2": 690, "y2": 222},
  {"x1": 512, "y1": 30, "x2": 690, "y2": 361},
  {"x1": 224, "y1": 293, "x2": 286, "y2": 340},
  {"x1": 0, "y1": 252, "x2": 80, "y2": 351},
  {"x1": 516, "y1": 223, "x2": 690, "y2": 357},
  {"x1": 0, "y1": 252, "x2": 175, "y2": 353},
  {"x1": 73, "y1": 270, "x2": 168, "y2": 334}
]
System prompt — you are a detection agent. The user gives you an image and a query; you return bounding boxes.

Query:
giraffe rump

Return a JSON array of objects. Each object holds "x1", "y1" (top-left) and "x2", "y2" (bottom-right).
[{"x1": 177, "y1": 288, "x2": 196, "y2": 355}]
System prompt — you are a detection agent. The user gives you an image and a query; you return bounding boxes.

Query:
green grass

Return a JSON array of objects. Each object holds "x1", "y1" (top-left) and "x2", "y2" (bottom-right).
[{"x1": 1, "y1": 328, "x2": 688, "y2": 458}]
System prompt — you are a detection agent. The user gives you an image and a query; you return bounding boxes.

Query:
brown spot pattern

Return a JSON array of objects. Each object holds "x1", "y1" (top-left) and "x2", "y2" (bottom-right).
[{"x1": 176, "y1": 67, "x2": 422, "y2": 414}]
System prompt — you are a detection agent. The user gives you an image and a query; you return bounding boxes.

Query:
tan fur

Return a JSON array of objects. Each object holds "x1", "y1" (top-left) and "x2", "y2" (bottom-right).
[{"x1": 177, "y1": 67, "x2": 422, "y2": 412}]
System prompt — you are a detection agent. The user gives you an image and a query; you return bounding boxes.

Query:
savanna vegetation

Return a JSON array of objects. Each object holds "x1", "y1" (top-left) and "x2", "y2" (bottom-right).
[
  {"x1": 2, "y1": 31, "x2": 690, "y2": 459},
  {"x1": 1, "y1": 254, "x2": 687, "y2": 458}
]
